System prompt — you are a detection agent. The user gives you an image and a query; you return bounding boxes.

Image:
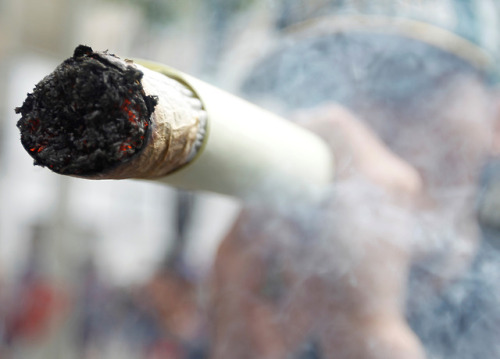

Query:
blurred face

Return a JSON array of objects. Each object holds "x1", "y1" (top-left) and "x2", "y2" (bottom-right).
[
  {"x1": 378, "y1": 76, "x2": 497, "y2": 279},
  {"x1": 391, "y1": 75, "x2": 496, "y2": 192}
]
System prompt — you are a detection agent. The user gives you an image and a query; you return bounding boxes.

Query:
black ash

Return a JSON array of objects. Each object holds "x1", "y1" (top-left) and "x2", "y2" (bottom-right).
[{"x1": 16, "y1": 45, "x2": 157, "y2": 176}]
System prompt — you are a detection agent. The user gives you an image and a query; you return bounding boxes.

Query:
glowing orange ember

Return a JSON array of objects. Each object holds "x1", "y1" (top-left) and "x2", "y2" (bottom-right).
[
  {"x1": 121, "y1": 98, "x2": 138, "y2": 125},
  {"x1": 30, "y1": 145, "x2": 45, "y2": 153},
  {"x1": 119, "y1": 143, "x2": 133, "y2": 153},
  {"x1": 117, "y1": 97, "x2": 149, "y2": 154},
  {"x1": 28, "y1": 118, "x2": 40, "y2": 132}
]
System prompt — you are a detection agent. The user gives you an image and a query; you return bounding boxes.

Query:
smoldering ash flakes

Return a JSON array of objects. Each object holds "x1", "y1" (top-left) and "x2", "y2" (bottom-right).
[{"x1": 16, "y1": 45, "x2": 157, "y2": 176}]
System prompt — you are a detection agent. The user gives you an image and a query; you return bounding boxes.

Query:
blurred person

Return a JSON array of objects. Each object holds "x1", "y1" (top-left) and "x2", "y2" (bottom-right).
[
  {"x1": 2, "y1": 223, "x2": 69, "y2": 351},
  {"x1": 209, "y1": 1, "x2": 500, "y2": 359},
  {"x1": 135, "y1": 191, "x2": 208, "y2": 359},
  {"x1": 141, "y1": 267, "x2": 206, "y2": 359},
  {"x1": 76, "y1": 258, "x2": 115, "y2": 359},
  {"x1": 407, "y1": 158, "x2": 500, "y2": 359}
]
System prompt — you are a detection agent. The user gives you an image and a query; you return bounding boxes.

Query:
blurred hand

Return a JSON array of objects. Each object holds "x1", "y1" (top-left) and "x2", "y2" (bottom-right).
[
  {"x1": 210, "y1": 104, "x2": 427, "y2": 359},
  {"x1": 294, "y1": 104, "x2": 422, "y2": 199}
]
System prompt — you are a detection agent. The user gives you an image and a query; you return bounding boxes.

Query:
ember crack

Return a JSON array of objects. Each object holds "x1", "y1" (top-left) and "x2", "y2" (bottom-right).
[{"x1": 16, "y1": 45, "x2": 157, "y2": 176}]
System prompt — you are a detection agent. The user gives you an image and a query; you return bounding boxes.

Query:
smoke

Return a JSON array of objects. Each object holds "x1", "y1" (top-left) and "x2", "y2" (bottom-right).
[
  {"x1": 226, "y1": 176, "x2": 496, "y2": 358},
  {"x1": 408, "y1": 235, "x2": 500, "y2": 359},
  {"x1": 210, "y1": 17, "x2": 500, "y2": 359}
]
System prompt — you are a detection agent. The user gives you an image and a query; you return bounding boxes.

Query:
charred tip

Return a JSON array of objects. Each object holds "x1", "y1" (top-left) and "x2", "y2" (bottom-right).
[
  {"x1": 16, "y1": 45, "x2": 158, "y2": 177},
  {"x1": 73, "y1": 45, "x2": 94, "y2": 58}
]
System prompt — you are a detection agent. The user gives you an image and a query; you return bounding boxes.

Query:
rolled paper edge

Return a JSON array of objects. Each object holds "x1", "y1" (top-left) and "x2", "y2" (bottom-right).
[{"x1": 80, "y1": 55, "x2": 207, "y2": 180}]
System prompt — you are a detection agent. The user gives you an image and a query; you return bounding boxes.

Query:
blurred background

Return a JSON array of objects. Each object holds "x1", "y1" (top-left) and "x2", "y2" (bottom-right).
[
  {"x1": 2, "y1": 1, "x2": 500, "y2": 359},
  {"x1": 0, "y1": 0, "x2": 266, "y2": 358}
]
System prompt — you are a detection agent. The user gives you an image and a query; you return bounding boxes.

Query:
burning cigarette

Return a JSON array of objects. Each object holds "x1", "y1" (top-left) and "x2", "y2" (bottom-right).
[{"x1": 16, "y1": 45, "x2": 333, "y2": 200}]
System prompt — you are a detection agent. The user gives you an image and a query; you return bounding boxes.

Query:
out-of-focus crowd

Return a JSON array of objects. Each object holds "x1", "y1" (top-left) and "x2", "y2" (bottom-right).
[{"x1": 1, "y1": 1, "x2": 500, "y2": 359}]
